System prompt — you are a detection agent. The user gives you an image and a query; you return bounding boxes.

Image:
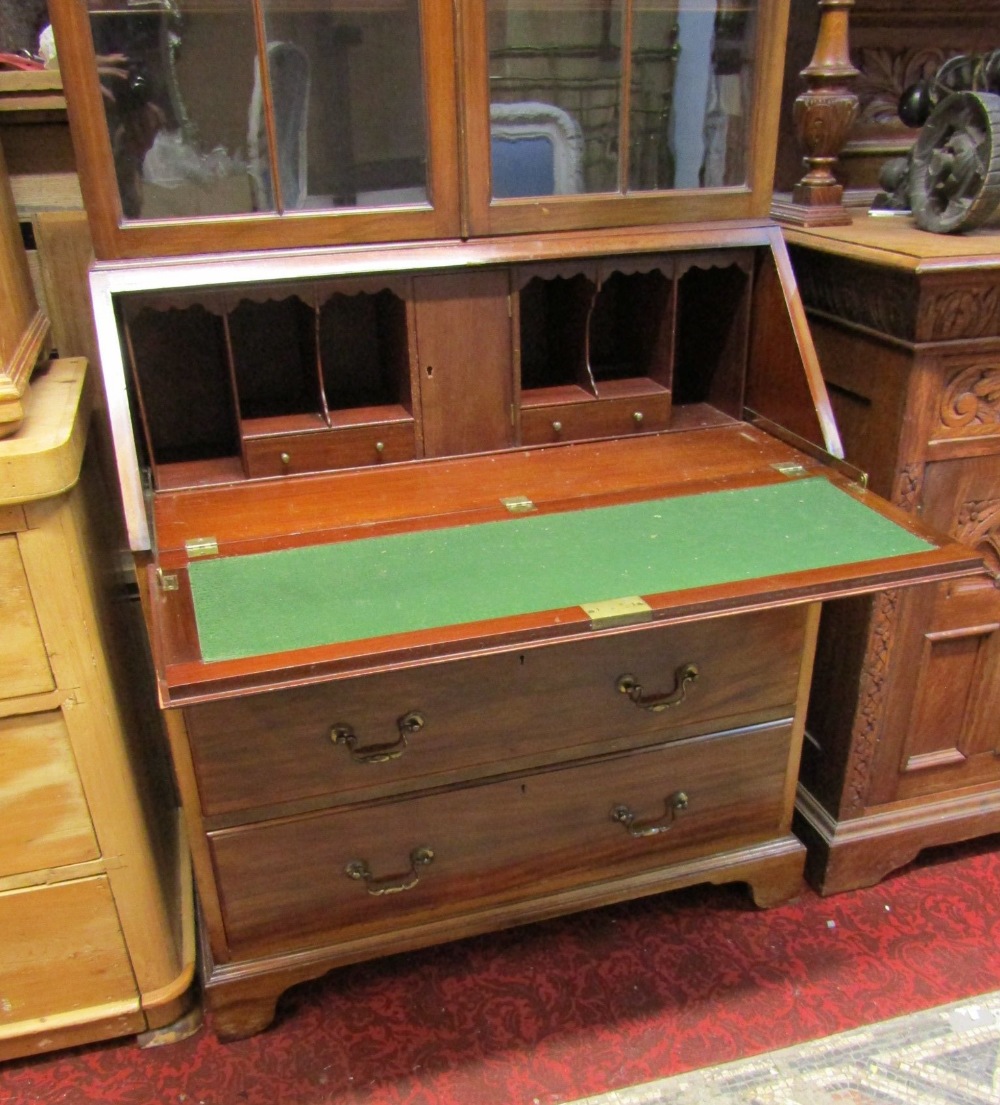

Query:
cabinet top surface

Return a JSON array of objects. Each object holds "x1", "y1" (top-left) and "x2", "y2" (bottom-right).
[
  {"x1": 0, "y1": 360, "x2": 90, "y2": 506},
  {"x1": 783, "y1": 212, "x2": 1000, "y2": 274}
]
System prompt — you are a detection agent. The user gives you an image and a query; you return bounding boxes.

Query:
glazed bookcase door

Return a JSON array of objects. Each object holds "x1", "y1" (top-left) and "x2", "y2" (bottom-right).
[
  {"x1": 50, "y1": 0, "x2": 461, "y2": 260},
  {"x1": 458, "y1": 0, "x2": 790, "y2": 236}
]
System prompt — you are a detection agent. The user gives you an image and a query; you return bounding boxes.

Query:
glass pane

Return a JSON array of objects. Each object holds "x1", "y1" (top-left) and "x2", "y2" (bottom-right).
[
  {"x1": 87, "y1": 0, "x2": 429, "y2": 222},
  {"x1": 88, "y1": 0, "x2": 268, "y2": 221},
  {"x1": 629, "y1": 0, "x2": 757, "y2": 192},
  {"x1": 486, "y1": 0, "x2": 625, "y2": 197},
  {"x1": 259, "y1": 0, "x2": 429, "y2": 211}
]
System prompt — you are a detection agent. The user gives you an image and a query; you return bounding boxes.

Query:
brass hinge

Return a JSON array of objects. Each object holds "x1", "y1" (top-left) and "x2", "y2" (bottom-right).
[
  {"x1": 582, "y1": 596, "x2": 653, "y2": 629},
  {"x1": 185, "y1": 536, "x2": 219, "y2": 558},
  {"x1": 771, "y1": 461, "x2": 809, "y2": 479},
  {"x1": 156, "y1": 568, "x2": 179, "y2": 592},
  {"x1": 501, "y1": 495, "x2": 536, "y2": 514}
]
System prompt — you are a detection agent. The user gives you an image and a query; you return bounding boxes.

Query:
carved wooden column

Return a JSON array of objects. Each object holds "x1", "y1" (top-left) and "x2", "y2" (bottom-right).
[
  {"x1": 772, "y1": 0, "x2": 859, "y2": 227},
  {"x1": 0, "y1": 136, "x2": 49, "y2": 436}
]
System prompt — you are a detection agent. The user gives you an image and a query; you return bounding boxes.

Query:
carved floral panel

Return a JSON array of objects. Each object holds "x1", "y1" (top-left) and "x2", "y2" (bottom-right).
[
  {"x1": 954, "y1": 497, "x2": 1000, "y2": 577},
  {"x1": 935, "y1": 363, "x2": 1000, "y2": 441},
  {"x1": 919, "y1": 284, "x2": 1000, "y2": 344}
]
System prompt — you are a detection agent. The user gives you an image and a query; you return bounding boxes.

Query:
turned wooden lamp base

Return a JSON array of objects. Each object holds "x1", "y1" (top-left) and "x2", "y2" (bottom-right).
[
  {"x1": 771, "y1": 193, "x2": 854, "y2": 228},
  {"x1": 771, "y1": 0, "x2": 858, "y2": 229}
]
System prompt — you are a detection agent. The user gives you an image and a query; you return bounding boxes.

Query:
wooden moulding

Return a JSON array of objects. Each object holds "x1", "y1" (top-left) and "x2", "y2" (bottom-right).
[
  {"x1": 795, "y1": 782, "x2": 1000, "y2": 896},
  {"x1": 0, "y1": 137, "x2": 49, "y2": 437}
]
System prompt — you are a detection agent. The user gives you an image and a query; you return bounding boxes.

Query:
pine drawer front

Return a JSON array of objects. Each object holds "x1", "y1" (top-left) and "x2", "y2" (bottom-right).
[
  {"x1": 211, "y1": 721, "x2": 793, "y2": 956},
  {"x1": 0, "y1": 878, "x2": 137, "y2": 1032},
  {"x1": 0, "y1": 535, "x2": 54, "y2": 699},
  {"x1": 0, "y1": 711, "x2": 100, "y2": 878},
  {"x1": 186, "y1": 607, "x2": 806, "y2": 819}
]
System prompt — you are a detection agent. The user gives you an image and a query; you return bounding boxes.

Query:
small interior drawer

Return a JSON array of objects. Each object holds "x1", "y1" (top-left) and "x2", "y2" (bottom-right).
[
  {"x1": 520, "y1": 388, "x2": 672, "y2": 446},
  {"x1": 243, "y1": 415, "x2": 416, "y2": 478},
  {"x1": 211, "y1": 720, "x2": 793, "y2": 956},
  {"x1": 185, "y1": 606, "x2": 806, "y2": 820}
]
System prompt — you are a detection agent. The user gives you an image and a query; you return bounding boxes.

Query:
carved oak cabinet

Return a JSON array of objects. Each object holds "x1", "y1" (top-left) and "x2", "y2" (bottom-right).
[
  {"x1": 786, "y1": 214, "x2": 1000, "y2": 894},
  {"x1": 49, "y1": 0, "x2": 979, "y2": 1039}
]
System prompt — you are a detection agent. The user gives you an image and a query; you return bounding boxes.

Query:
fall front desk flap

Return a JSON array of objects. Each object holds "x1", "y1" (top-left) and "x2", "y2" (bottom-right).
[{"x1": 184, "y1": 478, "x2": 964, "y2": 668}]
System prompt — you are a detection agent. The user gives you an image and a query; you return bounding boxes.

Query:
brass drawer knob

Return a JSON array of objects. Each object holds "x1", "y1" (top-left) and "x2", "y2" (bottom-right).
[
  {"x1": 612, "y1": 791, "x2": 689, "y2": 838},
  {"x1": 331, "y1": 710, "x2": 425, "y2": 764},
  {"x1": 345, "y1": 846, "x2": 435, "y2": 895},
  {"x1": 617, "y1": 663, "x2": 699, "y2": 712}
]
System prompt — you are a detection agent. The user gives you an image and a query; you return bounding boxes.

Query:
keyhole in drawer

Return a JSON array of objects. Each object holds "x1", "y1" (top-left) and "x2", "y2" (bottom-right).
[
  {"x1": 521, "y1": 783, "x2": 527, "y2": 795},
  {"x1": 426, "y1": 364, "x2": 434, "y2": 377}
]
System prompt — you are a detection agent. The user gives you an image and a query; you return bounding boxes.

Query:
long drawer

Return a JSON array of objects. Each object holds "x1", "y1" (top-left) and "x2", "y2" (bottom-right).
[
  {"x1": 0, "y1": 877, "x2": 137, "y2": 1028},
  {"x1": 0, "y1": 711, "x2": 99, "y2": 878},
  {"x1": 210, "y1": 720, "x2": 793, "y2": 957},
  {"x1": 186, "y1": 606, "x2": 806, "y2": 819}
]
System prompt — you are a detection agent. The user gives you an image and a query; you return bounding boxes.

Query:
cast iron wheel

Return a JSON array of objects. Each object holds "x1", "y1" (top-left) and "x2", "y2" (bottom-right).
[{"x1": 908, "y1": 90, "x2": 1000, "y2": 233}]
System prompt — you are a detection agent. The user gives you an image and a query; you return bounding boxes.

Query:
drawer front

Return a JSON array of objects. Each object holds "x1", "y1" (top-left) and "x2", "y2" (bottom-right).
[
  {"x1": 0, "y1": 535, "x2": 54, "y2": 699},
  {"x1": 186, "y1": 606, "x2": 806, "y2": 818},
  {"x1": 520, "y1": 391, "x2": 672, "y2": 446},
  {"x1": 243, "y1": 419, "x2": 416, "y2": 478},
  {"x1": 211, "y1": 721, "x2": 793, "y2": 956},
  {"x1": 0, "y1": 711, "x2": 100, "y2": 877},
  {"x1": 0, "y1": 877, "x2": 137, "y2": 1027}
]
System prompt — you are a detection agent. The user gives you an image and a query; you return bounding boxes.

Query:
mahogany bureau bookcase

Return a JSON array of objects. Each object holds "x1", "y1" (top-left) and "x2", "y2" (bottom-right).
[
  {"x1": 48, "y1": 0, "x2": 980, "y2": 1039},
  {"x1": 785, "y1": 214, "x2": 1000, "y2": 894}
]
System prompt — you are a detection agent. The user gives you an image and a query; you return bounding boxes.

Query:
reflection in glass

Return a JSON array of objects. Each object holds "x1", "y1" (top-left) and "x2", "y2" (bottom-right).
[
  {"x1": 259, "y1": 0, "x2": 428, "y2": 211},
  {"x1": 488, "y1": 0, "x2": 624, "y2": 197},
  {"x1": 87, "y1": 0, "x2": 429, "y2": 223},
  {"x1": 486, "y1": 0, "x2": 757, "y2": 200},
  {"x1": 89, "y1": 1, "x2": 266, "y2": 220},
  {"x1": 628, "y1": 2, "x2": 680, "y2": 190},
  {"x1": 654, "y1": 1, "x2": 756, "y2": 190}
]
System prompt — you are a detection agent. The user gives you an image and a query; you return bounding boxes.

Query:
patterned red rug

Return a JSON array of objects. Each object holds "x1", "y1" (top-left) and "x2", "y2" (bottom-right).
[{"x1": 3, "y1": 836, "x2": 1000, "y2": 1105}]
